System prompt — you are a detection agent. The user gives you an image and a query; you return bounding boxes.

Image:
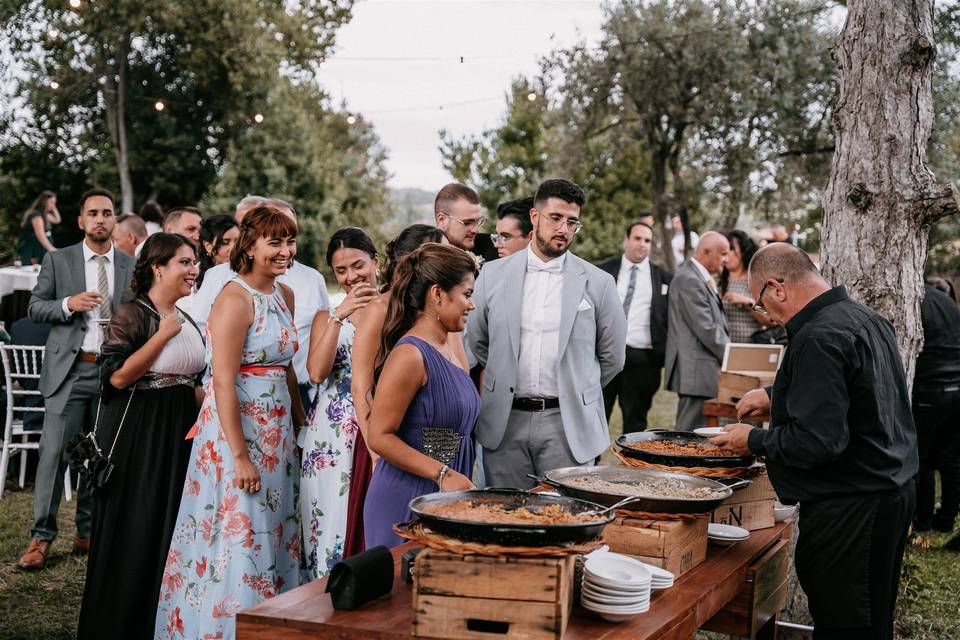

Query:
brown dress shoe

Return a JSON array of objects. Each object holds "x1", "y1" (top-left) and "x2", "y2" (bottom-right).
[
  {"x1": 72, "y1": 537, "x2": 91, "y2": 554},
  {"x1": 17, "y1": 539, "x2": 51, "y2": 570}
]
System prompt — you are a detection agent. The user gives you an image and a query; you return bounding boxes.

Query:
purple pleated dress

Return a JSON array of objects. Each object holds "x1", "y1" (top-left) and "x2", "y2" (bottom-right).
[{"x1": 363, "y1": 336, "x2": 480, "y2": 548}]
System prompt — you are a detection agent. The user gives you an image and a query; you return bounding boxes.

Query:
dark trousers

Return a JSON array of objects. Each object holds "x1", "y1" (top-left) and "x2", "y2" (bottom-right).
[
  {"x1": 32, "y1": 362, "x2": 98, "y2": 542},
  {"x1": 912, "y1": 385, "x2": 960, "y2": 530},
  {"x1": 797, "y1": 484, "x2": 914, "y2": 640},
  {"x1": 602, "y1": 347, "x2": 661, "y2": 434}
]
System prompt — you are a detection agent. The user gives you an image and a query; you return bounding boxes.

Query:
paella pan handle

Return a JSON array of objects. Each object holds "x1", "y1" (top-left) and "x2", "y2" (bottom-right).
[
  {"x1": 582, "y1": 494, "x2": 647, "y2": 517},
  {"x1": 526, "y1": 473, "x2": 563, "y2": 489}
]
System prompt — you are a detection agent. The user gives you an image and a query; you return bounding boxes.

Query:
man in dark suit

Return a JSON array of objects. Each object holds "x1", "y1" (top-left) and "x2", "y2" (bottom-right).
[
  {"x1": 17, "y1": 188, "x2": 134, "y2": 571},
  {"x1": 665, "y1": 231, "x2": 730, "y2": 431},
  {"x1": 598, "y1": 220, "x2": 673, "y2": 432}
]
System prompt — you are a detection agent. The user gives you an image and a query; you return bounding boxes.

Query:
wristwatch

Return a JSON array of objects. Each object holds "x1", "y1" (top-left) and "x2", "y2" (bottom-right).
[{"x1": 329, "y1": 306, "x2": 343, "y2": 325}]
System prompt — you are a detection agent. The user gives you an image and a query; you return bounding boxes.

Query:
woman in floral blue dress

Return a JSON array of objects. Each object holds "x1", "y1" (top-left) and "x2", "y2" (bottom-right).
[
  {"x1": 155, "y1": 207, "x2": 307, "y2": 640},
  {"x1": 301, "y1": 228, "x2": 379, "y2": 579}
]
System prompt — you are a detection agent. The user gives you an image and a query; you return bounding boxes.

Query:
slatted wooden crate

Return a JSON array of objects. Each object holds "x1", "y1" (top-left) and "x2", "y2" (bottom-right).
[
  {"x1": 710, "y1": 473, "x2": 776, "y2": 531},
  {"x1": 412, "y1": 550, "x2": 575, "y2": 639},
  {"x1": 601, "y1": 514, "x2": 708, "y2": 577}
]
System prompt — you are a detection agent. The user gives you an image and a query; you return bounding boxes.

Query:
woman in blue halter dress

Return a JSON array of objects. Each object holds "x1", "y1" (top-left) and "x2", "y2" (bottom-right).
[
  {"x1": 363, "y1": 244, "x2": 480, "y2": 548},
  {"x1": 154, "y1": 208, "x2": 306, "y2": 640}
]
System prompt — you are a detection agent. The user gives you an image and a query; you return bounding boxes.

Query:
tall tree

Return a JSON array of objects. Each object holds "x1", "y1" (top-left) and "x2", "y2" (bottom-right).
[
  {"x1": 0, "y1": 0, "x2": 355, "y2": 211},
  {"x1": 821, "y1": 0, "x2": 959, "y2": 384}
]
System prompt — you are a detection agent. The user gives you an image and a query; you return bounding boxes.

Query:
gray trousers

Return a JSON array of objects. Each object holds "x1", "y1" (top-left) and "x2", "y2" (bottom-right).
[
  {"x1": 32, "y1": 361, "x2": 98, "y2": 542},
  {"x1": 675, "y1": 394, "x2": 709, "y2": 432},
  {"x1": 482, "y1": 408, "x2": 593, "y2": 489}
]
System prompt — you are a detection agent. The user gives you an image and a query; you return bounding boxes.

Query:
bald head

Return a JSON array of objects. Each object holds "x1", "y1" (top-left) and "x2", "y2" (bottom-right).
[
  {"x1": 693, "y1": 231, "x2": 730, "y2": 275},
  {"x1": 747, "y1": 243, "x2": 829, "y2": 326},
  {"x1": 748, "y1": 243, "x2": 822, "y2": 287}
]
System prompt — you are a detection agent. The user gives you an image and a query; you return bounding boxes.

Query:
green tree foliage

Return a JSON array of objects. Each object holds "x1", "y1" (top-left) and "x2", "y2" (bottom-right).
[
  {"x1": 1, "y1": 0, "x2": 392, "y2": 270},
  {"x1": 202, "y1": 83, "x2": 390, "y2": 270},
  {"x1": 439, "y1": 78, "x2": 550, "y2": 212}
]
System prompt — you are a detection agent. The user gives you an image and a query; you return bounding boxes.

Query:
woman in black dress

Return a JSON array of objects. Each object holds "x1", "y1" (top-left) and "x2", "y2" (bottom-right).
[{"x1": 78, "y1": 233, "x2": 206, "y2": 640}]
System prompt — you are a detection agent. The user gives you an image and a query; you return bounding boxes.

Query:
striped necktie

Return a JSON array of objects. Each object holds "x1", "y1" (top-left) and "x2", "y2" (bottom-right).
[
  {"x1": 622, "y1": 265, "x2": 638, "y2": 319},
  {"x1": 93, "y1": 255, "x2": 111, "y2": 319}
]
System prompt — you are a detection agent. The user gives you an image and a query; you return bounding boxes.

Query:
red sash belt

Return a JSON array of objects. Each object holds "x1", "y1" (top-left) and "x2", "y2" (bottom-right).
[{"x1": 185, "y1": 364, "x2": 287, "y2": 439}]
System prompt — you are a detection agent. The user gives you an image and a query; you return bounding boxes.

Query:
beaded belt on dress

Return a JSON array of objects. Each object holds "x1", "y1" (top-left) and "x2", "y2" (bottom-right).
[
  {"x1": 135, "y1": 373, "x2": 197, "y2": 390},
  {"x1": 419, "y1": 427, "x2": 463, "y2": 466}
]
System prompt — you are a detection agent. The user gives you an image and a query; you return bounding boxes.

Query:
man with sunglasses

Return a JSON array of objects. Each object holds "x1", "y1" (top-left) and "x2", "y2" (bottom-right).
[
  {"x1": 711, "y1": 243, "x2": 917, "y2": 640},
  {"x1": 468, "y1": 179, "x2": 626, "y2": 488}
]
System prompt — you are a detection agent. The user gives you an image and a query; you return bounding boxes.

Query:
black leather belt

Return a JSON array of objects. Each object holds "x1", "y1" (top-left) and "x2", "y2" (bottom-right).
[{"x1": 512, "y1": 397, "x2": 560, "y2": 412}]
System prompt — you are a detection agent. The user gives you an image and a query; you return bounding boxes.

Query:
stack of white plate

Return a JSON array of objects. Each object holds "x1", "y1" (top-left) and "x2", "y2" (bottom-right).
[
  {"x1": 707, "y1": 523, "x2": 751, "y2": 546},
  {"x1": 580, "y1": 553, "x2": 651, "y2": 622}
]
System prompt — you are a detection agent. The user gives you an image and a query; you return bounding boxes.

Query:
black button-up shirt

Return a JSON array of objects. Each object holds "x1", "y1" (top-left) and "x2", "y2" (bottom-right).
[
  {"x1": 747, "y1": 286, "x2": 918, "y2": 503},
  {"x1": 914, "y1": 285, "x2": 960, "y2": 388}
]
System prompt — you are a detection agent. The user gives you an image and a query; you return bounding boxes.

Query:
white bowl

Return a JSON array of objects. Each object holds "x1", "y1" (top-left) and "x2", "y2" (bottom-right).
[
  {"x1": 582, "y1": 579, "x2": 643, "y2": 598},
  {"x1": 708, "y1": 523, "x2": 750, "y2": 539},
  {"x1": 774, "y1": 502, "x2": 797, "y2": 522},
  {"x1": 581, "y1": 599, "x2": 650, "y2": 622},
  {"x1": 708, "y1": 536, "x2": 742, "y2": 547}
]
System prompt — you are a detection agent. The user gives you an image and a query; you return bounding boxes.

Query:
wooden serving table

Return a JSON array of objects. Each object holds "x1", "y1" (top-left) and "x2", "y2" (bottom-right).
[
  {"x1": 237, "y1": 520, "x2": 792, "y2": 640},
  {"x1": 703, "y1": 399, "x2": 769, "y2": 427}
]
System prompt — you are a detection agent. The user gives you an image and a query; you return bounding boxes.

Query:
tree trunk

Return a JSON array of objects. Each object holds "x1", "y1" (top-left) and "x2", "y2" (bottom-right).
[
  {"x1": 651, "y1": 147, "x2": 677, "y2": 272},
  {"x1": 821, "y1": 0, "x2": 959, "y2": 386},
  {"x1": 103, "y1": 34, "x2": 134, "y2": 213}
]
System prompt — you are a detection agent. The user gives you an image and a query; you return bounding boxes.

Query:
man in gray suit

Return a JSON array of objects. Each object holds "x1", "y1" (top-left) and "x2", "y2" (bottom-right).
[
  {"x1": 17, "y1": 188, "x2": 134, "y2": 570},
  {"x1": 468, "y1": 179, "x2": 626, "y2": 488},
  {"x1": 664, "y1": 231, "x2": 730, "y2": 431}
]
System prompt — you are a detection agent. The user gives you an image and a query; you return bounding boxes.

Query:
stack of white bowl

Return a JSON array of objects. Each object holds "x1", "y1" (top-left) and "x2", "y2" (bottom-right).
[{"x1": 580, "y1": 553, "x2": 651, "y2": 622}]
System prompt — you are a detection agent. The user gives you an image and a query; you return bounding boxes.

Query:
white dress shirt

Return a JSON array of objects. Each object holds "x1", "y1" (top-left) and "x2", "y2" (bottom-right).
[
  {"x1": 190, "y1": 260, "x2": 330, "y2": 385},
  {"x1": 618, "y1": 256, "x2": 653, "y2": 349},
  {"x1": 60, "y1": 242, "x2": 116, "y2": 354},
  {"x1": 516, "y1": 248, "x2": 565, "y2": 398},
  {"x1": 672, "y1": 229, "x2": 700, "y2": 266}
]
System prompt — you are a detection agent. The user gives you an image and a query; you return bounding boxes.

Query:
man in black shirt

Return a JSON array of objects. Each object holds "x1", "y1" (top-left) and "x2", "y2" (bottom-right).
[
  {"x1": 913, "y1": 284, "x2": 960, "y2": 535},
  {"x1": 711, "y1": 243, "x2": 918, "y2": 640}
]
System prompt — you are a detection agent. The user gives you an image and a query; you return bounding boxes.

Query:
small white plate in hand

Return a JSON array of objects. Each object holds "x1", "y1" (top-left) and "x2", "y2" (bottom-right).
[{"x1": 694, "y1": 427, "x2": 726, "y2": 437}]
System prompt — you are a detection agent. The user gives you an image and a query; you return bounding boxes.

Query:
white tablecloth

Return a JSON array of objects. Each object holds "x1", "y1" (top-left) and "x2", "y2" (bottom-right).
[{"x1": 0, "y1": 266, "x2": 40, "y2": 298}]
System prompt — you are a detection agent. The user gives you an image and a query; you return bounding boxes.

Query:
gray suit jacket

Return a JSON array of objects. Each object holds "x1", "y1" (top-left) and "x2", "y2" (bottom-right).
[
  {"x1": 28, "y1": 242, "x2": 135, "y2": 398},
  {"x1": 664, "y1": 261, "x2": 729, "y2": 398},
  {"x1": 467, "y1": 249, "x2": 626, "y2": 463}
]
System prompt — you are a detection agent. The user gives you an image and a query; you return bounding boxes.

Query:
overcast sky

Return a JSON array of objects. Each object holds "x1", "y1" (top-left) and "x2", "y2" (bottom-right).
[{"x1": 316, "y1": 0, "x2": 606, "y2": 190}]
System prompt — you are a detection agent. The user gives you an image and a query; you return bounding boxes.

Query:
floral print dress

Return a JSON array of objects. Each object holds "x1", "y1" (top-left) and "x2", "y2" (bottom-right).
[
  {"x1": 299, "y1": 319, "x2": 358, "y2": 579},
  {"x1": 155, "y1": 277, "x2": 300, "y2": 640}
]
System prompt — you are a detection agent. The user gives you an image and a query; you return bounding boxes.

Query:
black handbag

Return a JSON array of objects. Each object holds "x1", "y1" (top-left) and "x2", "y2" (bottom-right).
[{"x1": 66, "y1": 387, "x2": 135, "y2": 491}]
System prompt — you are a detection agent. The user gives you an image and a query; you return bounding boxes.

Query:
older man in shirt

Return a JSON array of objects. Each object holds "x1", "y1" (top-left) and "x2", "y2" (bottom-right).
[
  {"x1": 712, "y1": 244, "x2": 917, "y2": 640},
  {"x1": 18, "y1": 188, "x2": 134, "y2": 570},
  {"x1": 468, "y1": 179, "x2": 625, "y2": 488},
  {"x1": 664, "y1": 231, "x2": 730, "y2": 431},
  {"x1": 598, "y1": 221, "x2": 672, "y2": 432},
  {"x1": 190, "y1": 196, "x2": 330, "y2": 410}
]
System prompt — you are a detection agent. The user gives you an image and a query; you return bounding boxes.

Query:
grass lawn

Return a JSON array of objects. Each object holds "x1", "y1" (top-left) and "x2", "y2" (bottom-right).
[{"x1": 1, "y1": 387, "x2": 958, "y2": 639}]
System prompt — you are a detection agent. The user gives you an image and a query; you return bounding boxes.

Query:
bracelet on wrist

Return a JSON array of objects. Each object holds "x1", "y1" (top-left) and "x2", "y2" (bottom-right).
[
  {"x1": 328, "y1": 307, "x2": 344, "y2": 325},
  {"x1": 436, "y1": 464, "x2": 449, "y2": 490}
]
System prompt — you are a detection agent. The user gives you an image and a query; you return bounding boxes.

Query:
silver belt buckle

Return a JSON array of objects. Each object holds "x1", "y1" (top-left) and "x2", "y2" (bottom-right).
[{"x1": 531, "y1": 398, "x2": 546, "y2": 411}]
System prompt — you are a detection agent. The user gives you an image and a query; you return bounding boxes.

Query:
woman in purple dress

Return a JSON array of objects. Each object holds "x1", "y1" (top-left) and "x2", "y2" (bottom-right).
[{"x1": 363, "y1": 244, "x2": 480, "y2": 548}]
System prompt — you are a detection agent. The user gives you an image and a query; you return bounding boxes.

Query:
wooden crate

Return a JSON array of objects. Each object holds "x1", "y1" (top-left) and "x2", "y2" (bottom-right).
[
  {"x1": 412, "y1": 550, "x2": 575, "y2": 639},
  {"x1": 711, "y1": 473, "x2": 777, "y2": 531},
  {"x1": 716, "y1": 371, "x2": 777, "y2": 406},
  {"x1": 601, "y1": 515, "x2": 708, "y2": 577}
]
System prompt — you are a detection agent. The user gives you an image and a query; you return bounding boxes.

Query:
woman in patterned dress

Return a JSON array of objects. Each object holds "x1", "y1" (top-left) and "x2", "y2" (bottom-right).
[
  {"x1": 719, "y1": 229, "x2": 764, "y2": 343},
  {"x1": 154, "y1": 207, "x2": 307, "y2": 640},
  {"x1": 300, "y1": 228, "x2": 379, "y2": 578}
]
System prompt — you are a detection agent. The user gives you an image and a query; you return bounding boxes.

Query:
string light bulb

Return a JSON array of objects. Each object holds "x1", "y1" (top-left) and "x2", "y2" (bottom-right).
[
  {"x1": 346, "y1": 115, "x2": 357, "y2": 125},
  {"x1": 154, "y1": 100, "x2": 165, "y2": 111},
  {"x1": 48, "y1": 29, "x2": 60, "y2": 39},
  {"x1": 527, "y1": 92, "x2": 537, "y2": 102},
  {"x1": 68, "y1": 0, "x2": 81, "y2": 8},
  {"x1": 253, "y1": 113, "x2": 264, "y2": 123},
  {"x1": 49, "y1": 81, "x2": 60, "y2": 90}
]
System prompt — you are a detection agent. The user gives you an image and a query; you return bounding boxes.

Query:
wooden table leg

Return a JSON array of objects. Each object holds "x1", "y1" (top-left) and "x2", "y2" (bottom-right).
[{"x1": 756, "y1": 612, "x2": 778, "y2": 639}]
